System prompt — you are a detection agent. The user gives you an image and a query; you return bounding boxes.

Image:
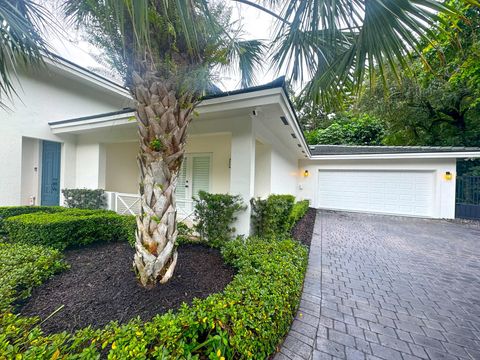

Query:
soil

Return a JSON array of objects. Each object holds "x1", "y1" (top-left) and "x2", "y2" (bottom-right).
[
  {"x1": 18, "y1": 242, "x2": 235, "y2": 334},
  {"x1": 291, "y1": 207, "x2": 316, "y2": 247}
]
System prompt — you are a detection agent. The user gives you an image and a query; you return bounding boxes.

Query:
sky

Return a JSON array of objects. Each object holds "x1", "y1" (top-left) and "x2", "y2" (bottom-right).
[{"x1": 43, "y1": 1, "x2": 279, "y2": 91}]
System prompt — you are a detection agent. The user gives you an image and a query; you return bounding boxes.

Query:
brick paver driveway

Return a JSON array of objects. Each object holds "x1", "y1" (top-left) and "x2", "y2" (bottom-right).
[{"x1": 275, "y1": 210, "x2": 480, "y2": 360}]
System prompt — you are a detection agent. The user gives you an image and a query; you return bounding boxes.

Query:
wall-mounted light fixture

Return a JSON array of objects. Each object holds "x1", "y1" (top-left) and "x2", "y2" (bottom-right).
[
  {"x1": 444, "y1": 171, "x2": 453, "y2": 181},
  {"x1": 303, "y1": 170, "x2": 309, "y2": 177}
]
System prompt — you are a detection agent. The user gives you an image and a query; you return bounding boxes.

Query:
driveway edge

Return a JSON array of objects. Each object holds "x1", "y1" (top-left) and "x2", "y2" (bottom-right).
[{"x1": 274, "y1": 212, "x2": 323, "y2": 360}]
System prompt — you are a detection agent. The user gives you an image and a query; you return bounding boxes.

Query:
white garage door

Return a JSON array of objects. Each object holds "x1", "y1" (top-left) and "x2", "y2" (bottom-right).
[{"x1": 317, "y1": 170, "x2": 435, "y2": 217}]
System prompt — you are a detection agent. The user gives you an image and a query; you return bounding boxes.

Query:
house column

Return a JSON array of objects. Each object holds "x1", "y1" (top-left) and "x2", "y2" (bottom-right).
[
  {"x1": 230, "y1": 117, "x2": 255, "y2": 236},
  {"x1": 75, "y1": 143, "x2": 106, "y2": 189}
]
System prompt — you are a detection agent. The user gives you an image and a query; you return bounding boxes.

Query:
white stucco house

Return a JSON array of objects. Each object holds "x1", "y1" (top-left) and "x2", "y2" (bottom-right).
[{"x1": 2, "y1": 56, "x2": 480, "y2": 234}]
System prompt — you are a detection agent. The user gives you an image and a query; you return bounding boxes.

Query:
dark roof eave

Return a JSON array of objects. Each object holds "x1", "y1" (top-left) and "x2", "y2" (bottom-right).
[
  {"x1": 49, "y1": 108, "x2": 135, "y2": 126},
  {"x1": 310, "y1": 145, "x2": 480, "y2": 156}
]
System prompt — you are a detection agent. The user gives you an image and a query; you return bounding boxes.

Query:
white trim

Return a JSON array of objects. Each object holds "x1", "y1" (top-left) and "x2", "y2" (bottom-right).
[
  {"x1": 278, "y1": 90, "x2": 311, "y2": 157},
  {"x1": 50, "y1": 113, "x2": 135, "y2": 133},
  {"x1": 45, "y1": 57, "x2": 131, "y2": 99},
  {"x1": 310, "y1": 152, "x2": 480, "y2": 160}
]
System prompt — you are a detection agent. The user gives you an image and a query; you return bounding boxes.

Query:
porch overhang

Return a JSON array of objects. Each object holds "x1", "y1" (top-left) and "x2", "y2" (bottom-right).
[{"x1": 48, "y1": 85, "x2": 311, "y2": 159}]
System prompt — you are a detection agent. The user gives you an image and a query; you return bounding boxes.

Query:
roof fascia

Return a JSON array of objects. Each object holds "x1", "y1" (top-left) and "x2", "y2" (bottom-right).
[
  {"x1": 45, "y1": 57, "x2": 131, "y2": 99},
  {"x1": 309, "y1": 152, "x2": 480, "y2": 160}
]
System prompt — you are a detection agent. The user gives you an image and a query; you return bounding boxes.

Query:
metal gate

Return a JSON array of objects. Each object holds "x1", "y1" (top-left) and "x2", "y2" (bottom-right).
[{"x1": 456, "y1": 176, "x2": 480, "y2": 220}]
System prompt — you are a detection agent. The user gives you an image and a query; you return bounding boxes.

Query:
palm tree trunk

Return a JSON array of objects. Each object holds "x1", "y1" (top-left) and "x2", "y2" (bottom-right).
[{"x1": 131, "y1": 71, "x2": 193, "y2": 287}]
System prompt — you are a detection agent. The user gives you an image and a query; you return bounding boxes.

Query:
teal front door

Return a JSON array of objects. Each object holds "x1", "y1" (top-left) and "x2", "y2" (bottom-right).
[{"x1": 41, "y1": 141, "x2": 61, "y2": 206}]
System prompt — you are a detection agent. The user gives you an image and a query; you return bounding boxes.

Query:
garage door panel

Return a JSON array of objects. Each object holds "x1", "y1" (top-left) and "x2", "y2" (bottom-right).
[{"x1": 317, "y1": 170, "x2": 435, "y2": 217}]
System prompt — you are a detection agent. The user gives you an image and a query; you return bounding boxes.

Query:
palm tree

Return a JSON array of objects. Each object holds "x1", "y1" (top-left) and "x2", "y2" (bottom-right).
[
  {"x1": 60, "y1": 0, "x2": 462, "y2": 287},
  {"x1": 0, "y1": 0, "x2": 54, "y2": 107},
  {"x1": 63, "y1": 0, "x2": 265, "y2": 287}
]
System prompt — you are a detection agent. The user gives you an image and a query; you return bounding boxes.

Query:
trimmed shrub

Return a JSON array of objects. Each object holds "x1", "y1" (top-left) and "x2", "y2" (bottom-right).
[
  {"x1": 287, "y1": 200, "x2": 310, "y2": 231},
  {"x1": 62, "y1": 188, "x2": 107, "y2": 209},
  {"x1": 251, "y1": 194, "x2": 295, "y2": 238},
  {"x1": 0, "y1": 206, "x2": 66, "y2": 235},
  {"x1": 193, "y1": 191, "x2": 246, "y2": 247},
  {"x1": 0, "y1": 243, "x2": 67, "y2": 311},
  {"x1": 0, "y1": 237, "x2": 307, "y2": 359},
  {"x1": 4, "y1": 210, "x2": 135, "y2": 250}
]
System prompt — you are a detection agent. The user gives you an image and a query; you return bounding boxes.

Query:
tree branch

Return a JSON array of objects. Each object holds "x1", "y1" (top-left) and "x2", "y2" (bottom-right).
[{"x1": 231, "y1": 0, "x2": 290, "y2": 25}]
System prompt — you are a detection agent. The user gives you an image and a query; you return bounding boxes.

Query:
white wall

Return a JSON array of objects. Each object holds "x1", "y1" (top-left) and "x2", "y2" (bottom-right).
[
  {"x1": 75, "y1": 142, "x2": 106, "y2": 189},
  {"x1": 185, "y1": 134, "x2": 231, "y2": 194},
  {"x1": 0, "y1": 66, "x2": 130, "y2": 205},
  {"x1": 105, "y1": 142, "x2": 139, "y2": 193},
  {"x1": 298, "y1": 158, "x2": 457, "y2": 219},
  {"x1": 20, "y1": 137, "x2": 40, "y2": 205},
  {"x1": 253, "y1": 115, "x2": 299, "y2": 198},
  {"x1": 254, "y1": 141, "x2": 271, "y2": 198},
  {"x1": 102, "y1": 133, "x2": 232, "y2": 195}
]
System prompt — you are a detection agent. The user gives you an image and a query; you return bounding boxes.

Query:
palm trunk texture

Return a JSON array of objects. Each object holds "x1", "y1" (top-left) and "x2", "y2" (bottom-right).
[{"x1": 131, "y1": 71, "x2": 193, "y2": 287}]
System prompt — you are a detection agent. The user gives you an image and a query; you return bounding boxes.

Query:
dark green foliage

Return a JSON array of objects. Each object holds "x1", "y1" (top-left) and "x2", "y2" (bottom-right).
[
  {"x1": 0, "y1": 243, "x2": 67, "y2": 311},
  {"x1": 176, "y1": 222, "x2": 195, "y2": 245},
  {"x1": 288, "y1": 200, "x2": 310, "y2": 230},
  {"x1": 251, "y1": 195, "x2": 295, "y2": 238},
  {"x1": 193, "y1": 191, "x2": 245, "y2": 247},
  {"x1": 4, "y1": 210, "x2": 135, "y2": 250},
  {"x1": 0, "y1": 206, "x2": 66, "y2": 235},
  {"x1": 62, "y1": 188, "x2": 107, "y2": 209},
  {"x1": 304, "y1": 113, "x2": 385, "y2": 145},
  {"x1": 0, "y1": 237, "x2": 307, "y2": 359},
  {"x1": 355, "y1": 2, "x2": 480, "y2": 149}
]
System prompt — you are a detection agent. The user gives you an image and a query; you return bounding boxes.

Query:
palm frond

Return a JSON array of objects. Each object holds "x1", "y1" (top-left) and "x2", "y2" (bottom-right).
[
  {"x1": 0, "y1": 0, "x2": 54, "y2": 106},
  {"x1": 221, "y1": 38, "x2": 266, "y2": 88},
  {"x1": 268, "y1": 0, "x2": 458, "y2": 109}
]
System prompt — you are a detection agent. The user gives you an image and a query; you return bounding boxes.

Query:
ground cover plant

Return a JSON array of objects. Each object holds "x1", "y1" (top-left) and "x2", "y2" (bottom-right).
[{"x1": 0, "y1": 242, "x2": 67, "y2": 312}]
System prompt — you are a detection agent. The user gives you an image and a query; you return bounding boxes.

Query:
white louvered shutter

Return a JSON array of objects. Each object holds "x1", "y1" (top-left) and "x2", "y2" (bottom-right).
[
  {"x1": 175, "y1": 158, "x2": 188, "y2": 201},
  {"x1": 192, "y1": 156, "x2": 211, "y2": 197}
]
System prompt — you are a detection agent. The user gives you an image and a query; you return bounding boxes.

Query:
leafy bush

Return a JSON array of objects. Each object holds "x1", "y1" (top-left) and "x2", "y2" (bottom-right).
[
  {"x1": 4, "y1": 210, "x2": 135, "y2": 250},
  {"x1": 62, "y1": 188, "x2": 107, "y2": 209},
  {"x1": 287, "y1": 200, "x2": 310, "y2": 230},
  {"x1": 0, "y1": 243, "x2": 67, "y2": 311},
  {"x1": 0, "y1": 237, "x2": 307, "y2": 359},
  {"x1": 193, "y1": 191, "x2": 245, "y2": 247},
  {"x1": 304, "y1": 113, "x2": 385, "y2": 145},
  {"x1": 0, "y1": 206, "x2": 66, "y2": 235},
  {"x1": 251, "y1": 194, "x2": 295, "y2": 238}
]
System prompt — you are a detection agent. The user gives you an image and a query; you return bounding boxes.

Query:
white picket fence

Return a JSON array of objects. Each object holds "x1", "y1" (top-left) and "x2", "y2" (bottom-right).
[{"x1": 105, "y1": 191, "x2": 195, "y2": 222}]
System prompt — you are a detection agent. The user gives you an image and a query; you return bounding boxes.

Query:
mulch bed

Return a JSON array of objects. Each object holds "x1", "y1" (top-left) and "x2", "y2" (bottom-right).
[
  {"x1": 18, "y1": 242, "x2": 235, "y2": 334},
  {"x1": 291, "y1": 207, "x2": 316, "y2": 247}
]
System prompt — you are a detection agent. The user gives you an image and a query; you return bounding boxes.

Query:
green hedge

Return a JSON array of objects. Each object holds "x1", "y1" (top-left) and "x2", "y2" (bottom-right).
[
  {"x1": 62, "y1": 188, "x2": 107, "y2": 209},
  {"x1": 251, "y1": 195, "x2": 295, "y2": 238},
  {"x1": 0, "y1": 243, "x2": 67, "y2": 311},
  {"x1": 4, "y1": 210, "x2": 135, "y2": 250},
  {"x1": 0, "y1": 237, "x2": 308, "y2": 359},
  {"x1": 287, "y1": 200, "x2": 310, "y2": 230},
  {"x1": 0, "y1": 206, "x2": 66, "y2": 235},
  {"x1": 193, "y1": 191, "x2": 246, "y2": 247}
]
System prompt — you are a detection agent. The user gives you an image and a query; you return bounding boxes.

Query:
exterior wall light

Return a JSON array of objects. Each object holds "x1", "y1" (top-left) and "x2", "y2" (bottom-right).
[
  {"x1": 444, "y1": 171, "x2": 453, "y2": 181},
  {"x1": 303, "y1": 170, "x2": 309, "y2": 177}
]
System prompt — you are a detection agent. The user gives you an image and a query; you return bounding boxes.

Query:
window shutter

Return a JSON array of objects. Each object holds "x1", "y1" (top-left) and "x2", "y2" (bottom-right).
[
  {"x1": 175, "y1": 158, "x2": 188, "y2": 201},
  {"x1": 192, "y1": 156, "x2": 211, "y2": 197}
]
